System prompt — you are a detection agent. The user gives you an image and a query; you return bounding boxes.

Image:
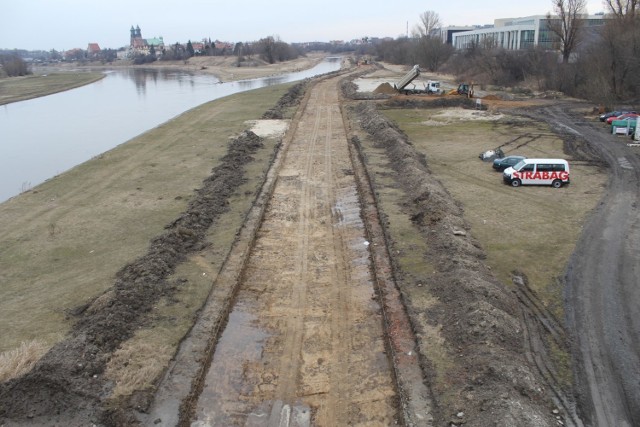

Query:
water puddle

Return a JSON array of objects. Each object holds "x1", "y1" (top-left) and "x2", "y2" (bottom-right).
[{"x1": 191, "y1": 305, "x2": 270, "y2": 426}]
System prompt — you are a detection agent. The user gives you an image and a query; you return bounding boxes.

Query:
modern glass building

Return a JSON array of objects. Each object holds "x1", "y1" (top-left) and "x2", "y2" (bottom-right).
[{"x1": 451, "y1": 15, "x2": 607, "y2": 50}]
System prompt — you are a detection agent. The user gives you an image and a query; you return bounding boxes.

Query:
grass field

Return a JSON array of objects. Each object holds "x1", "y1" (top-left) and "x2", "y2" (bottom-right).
[
  {"x1": 0, "y1": 82, "x2": 295, "y2": 389},
  {"x1": 0, "y1": 72, "x2": 105, "y2": 105},
  {"x1": 380, "y1": 106, "x2": 607, "y2": 318}
]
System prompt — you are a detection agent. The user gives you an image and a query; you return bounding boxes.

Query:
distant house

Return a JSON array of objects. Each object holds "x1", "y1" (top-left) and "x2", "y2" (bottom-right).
[
  {"x1": 191, "y1": 42, "x2": 205, "y2": 54},
  {"x1": 64, "y1": 48, "x2": 85, "y2": 61},
  {"x1": 215, "y1": 40, "x2": 233, "y2": 50},
  {"x1": 87, "y1": 43, "x2": 101, "y2": 58}
]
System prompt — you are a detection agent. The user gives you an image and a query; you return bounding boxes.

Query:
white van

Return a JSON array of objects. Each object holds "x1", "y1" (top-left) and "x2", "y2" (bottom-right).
[{"x1": 503, "y1": 158, "x2": 570, "y2": 188}]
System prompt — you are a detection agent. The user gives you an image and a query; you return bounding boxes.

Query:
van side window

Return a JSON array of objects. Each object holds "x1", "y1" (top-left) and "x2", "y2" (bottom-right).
[
  {"x1": 522, "y1": 164, "x2": 535, "y2": 172},
  {"x1": 552, "y1": 164, "x2": 566, "y2": 172},
  {"x1": 537, "y1": 164, "x2": 553, "y2": 172}
]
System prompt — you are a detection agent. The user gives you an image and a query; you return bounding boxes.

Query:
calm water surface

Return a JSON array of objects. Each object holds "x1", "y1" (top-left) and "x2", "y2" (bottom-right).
[{"x1": 0, "y1": 57, "x2": 341, "y2": 202}]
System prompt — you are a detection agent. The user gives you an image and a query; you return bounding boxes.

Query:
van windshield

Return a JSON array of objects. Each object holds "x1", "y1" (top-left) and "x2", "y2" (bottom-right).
[{"x1": 513, "y1": 160, "x2": 526, "y2": 171}]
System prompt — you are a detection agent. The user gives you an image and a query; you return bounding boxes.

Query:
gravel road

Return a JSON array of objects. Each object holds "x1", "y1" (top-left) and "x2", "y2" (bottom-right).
[{"x1": 548, "y1": 104, "x2": 640, "y2": 427}]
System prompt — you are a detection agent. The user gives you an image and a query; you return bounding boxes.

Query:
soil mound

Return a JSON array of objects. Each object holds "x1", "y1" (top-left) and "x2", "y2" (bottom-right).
[
  {"x1": 262, "y1": 80, "x2": 309, "y2": 119},
  {"x1": 384, "y1": 96, "x2": 476, "y2": 109},
  {"x1": 350, "y1": 101, "x2": 557, "y2": 426},
  {"x1": 373, "y1": 82, "x2": 397, "y2": 94},
  {"x1": 0, "y1": 131, "x2": 266, "y2": 426}
]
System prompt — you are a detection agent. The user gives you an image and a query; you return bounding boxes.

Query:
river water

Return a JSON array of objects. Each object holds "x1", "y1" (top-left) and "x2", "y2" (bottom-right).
[{"x1": 0, "y1": 57, "x2": 341, "y2": 203}]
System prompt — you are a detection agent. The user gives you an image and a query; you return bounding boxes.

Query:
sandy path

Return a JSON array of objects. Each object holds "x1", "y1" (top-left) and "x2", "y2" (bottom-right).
[{"x1": 190, "y1": 76, "x2": 398, "y2": 425}]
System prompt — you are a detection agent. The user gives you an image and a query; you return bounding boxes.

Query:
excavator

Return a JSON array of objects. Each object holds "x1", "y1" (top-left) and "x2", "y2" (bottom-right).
[{"x1": 448, "y1": 82, "x2": 474, "y2": 97}]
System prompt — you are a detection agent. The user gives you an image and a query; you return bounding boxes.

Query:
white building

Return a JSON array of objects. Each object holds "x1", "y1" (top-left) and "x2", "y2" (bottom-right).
[{"x1": 451, "y1": 15, "x2": 607, "y2": 50}]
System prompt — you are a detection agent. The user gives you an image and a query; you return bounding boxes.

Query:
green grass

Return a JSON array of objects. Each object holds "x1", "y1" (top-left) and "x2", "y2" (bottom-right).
[
  {"x1": 381, "y1": 107, "x2": 607, "y2": 319},
  {"x1": 352, "y1": 105, "x2": 606, "y2": 405},
  {"x1": 0, "y1": 72, "x2": 105, "y2": 105},
  {"x1": 0, "y1": 82, "x2": 294, "y2": 358}
]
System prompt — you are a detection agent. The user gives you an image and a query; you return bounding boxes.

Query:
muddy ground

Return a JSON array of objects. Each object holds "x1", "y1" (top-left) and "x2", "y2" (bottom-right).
[
  {"x1": 0, "y1": 129, "x2": 271, "y2": 425},
  {"x1": 346, "y1": 99, "x2": 558, "y2": 426},
  {"x1": 0, "y1": 63, "x2": 623, "y2": 427}
]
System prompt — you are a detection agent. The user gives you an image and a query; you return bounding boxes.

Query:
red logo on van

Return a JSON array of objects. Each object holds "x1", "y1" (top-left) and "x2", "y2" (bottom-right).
[{"x1": 513, "y1": 171, "x2": 569, "y2": 180}]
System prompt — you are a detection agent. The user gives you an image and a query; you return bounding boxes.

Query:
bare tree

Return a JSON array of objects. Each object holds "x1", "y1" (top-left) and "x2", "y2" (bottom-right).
[
  {"x1": 599, "y1": 0, "x2": 640, "y2": 98},
  {"x1": 414, "y1": 37, "x2": 454, "y2": 71},
  {"x1": 604, "y1": 0, "x2": 639, "y2": 18},
  {"x1": 413, "y1": 11, "x2": 441, "y2": 38},
  {"x1": 547, "y1": 0, "x2": 587, "y2": 63}
]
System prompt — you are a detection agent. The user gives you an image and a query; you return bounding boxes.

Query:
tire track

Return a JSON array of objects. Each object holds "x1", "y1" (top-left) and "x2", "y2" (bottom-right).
[
  {"x1": 273, "y1": 90, "x2": 322, "y2": 403},
  {"x1": 186, "y1": 75, "x2": 399, "y2": 426},
  {"x1": 541, "y1": 104, "x2": 640, "y2": 427}
]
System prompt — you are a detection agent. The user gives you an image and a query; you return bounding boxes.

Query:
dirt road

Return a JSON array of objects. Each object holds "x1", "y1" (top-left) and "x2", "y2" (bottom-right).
[
  {"x1": 131, "y1": 72, "x2": 437, "y2": 427},
  {"x1": 189, "y1": 76, "x2": 399, "y2": 426},
  {"x1": 546, "y1": 105, "x2": 640, "y2": 426}
]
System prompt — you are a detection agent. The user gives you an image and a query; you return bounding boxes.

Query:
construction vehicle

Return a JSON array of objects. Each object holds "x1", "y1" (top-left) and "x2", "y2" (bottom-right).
[
  {"x1": 448, "y1": 82, "x2": 474, "y2": 97},
  {"x1": 394, "y1": 65, "x2": 420, "y2": 92},
  {"x1": 426, "y1": 80, "x2": 441, "y2": 94},
  {"x1": 457, "y1": 83, "x2": 474, "y2": 97},
  {"x1": 393, "y1": 65, "x2": 443, "y2": 95},
  {"x1": 400, "y1": 80, "x2": 442, "y2": 95}
]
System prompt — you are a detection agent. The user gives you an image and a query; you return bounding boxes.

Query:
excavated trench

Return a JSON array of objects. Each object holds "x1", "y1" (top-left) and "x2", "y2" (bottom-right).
[
  {"x1": 1, "y1": 66, "x2": 579, "y2": 427},
  {"x1": 142, "y1": 71, "x2": 432, "y2": 427}
]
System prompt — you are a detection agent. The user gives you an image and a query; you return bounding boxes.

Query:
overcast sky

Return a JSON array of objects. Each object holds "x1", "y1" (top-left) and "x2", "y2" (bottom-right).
[{"x1": 1, "y1": 0, "x2": 607, "y2": 51}]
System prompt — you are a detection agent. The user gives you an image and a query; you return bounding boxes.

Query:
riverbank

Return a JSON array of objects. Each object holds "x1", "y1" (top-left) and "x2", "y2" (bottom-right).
[
  {"x1": 0, "y1": 72, "x2": 105, "y2": 105},
  {"x1": 0, "y1": 81, "x2": 297, "y2": 359},
  {"x1": 0, "y1": 53, "x2": 328, "y2": 107},
  {"x1": 142, "y1": 51, "x2": 328, "y2": 82}
]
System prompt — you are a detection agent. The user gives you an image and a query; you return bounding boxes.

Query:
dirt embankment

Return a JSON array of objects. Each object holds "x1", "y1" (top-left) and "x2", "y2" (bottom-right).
[
  {"x1": 348, "y1": 101, "x2": 558, "y2": 426},
  {"x1": 0, "y1": 72, "x2": 105, "y2": 105},
  {"x1": 69, "y1": 53, "x2": 328, "y2": 83},
  {"x1": 0, "y1": 81, "x2": 310, "y2": 425}
]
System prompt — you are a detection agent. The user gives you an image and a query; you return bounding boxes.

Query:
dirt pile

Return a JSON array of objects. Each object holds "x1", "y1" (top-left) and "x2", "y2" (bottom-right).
[
  {"x1": 339, "y1": 65, "x2": 392, "y2": 100},
  {"x1": 373, "y1": 82, "x2": 397, "y2": 94},
  {"x1": 383, "y1": 96, "x2": 477, "y2": 110},
  {"x1": 0, "y1": 131, "x2": 266, "y2": 426},
  {"x1": 262, "y1": 80, "x2": 309, "y2": 119},
  {"x1": 350, "y1": 101, "x2": 558, "y2": 426}
]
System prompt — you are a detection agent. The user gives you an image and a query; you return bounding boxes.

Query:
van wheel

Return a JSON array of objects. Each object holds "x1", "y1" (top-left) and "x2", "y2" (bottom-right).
[
  {"x1": 511, "y1": 179, "x2": 521, "y2": 187},
  {"x1": 552, "y1": 179, "x2": 562, "y2": 188}
]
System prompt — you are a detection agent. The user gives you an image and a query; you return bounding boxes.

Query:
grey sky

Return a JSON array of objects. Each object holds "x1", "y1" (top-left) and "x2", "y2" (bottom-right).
[{"x1": 1, "y1": 0, "x2": 606, "y2": 51}]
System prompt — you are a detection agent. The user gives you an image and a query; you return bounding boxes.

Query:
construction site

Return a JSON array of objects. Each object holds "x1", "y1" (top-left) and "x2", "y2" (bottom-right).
[{"x1": 1, "y1": 58, "x2": 639, "y2": 427}]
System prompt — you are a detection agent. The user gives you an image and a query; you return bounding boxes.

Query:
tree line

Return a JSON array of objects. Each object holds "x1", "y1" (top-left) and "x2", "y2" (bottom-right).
[
  {"x1": 132, "y1": 36, "x2": 306, "y2": 66},
  {"x1": 375, "y1": 1, "x2": 639, "y2": 105}
]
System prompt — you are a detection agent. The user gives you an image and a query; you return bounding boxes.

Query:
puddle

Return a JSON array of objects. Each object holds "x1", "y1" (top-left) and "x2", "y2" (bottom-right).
[{"x1": 191, "y1": 306, "x2": 269, "y2": 426}]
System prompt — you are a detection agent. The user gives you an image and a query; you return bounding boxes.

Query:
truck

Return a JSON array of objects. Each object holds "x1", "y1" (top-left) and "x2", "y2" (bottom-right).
[
  {"x1": 393, "y1": 66, "x2": 442, "y2": 95},
  {"x1": 394, "y1": 65, "x2": 420, "y2": 92},
  {"x1": 400, "y1": 80, "x2": 442, "y2": 95},
  {"x1": 426, "y1": 80, "x2": 441, "y2": 94}
]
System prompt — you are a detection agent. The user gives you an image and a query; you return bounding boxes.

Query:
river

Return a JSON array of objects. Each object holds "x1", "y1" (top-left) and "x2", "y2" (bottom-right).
[{"x1": 0, "y1": 57, "x2": 341, "y2": 203}]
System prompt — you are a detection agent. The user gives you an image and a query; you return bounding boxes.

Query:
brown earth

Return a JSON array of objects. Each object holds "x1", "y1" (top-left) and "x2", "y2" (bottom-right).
[
  {"x1": 346, "y1": 100, "x2": 558, "y2": 427},
  {"x1": 189, "y1": 74, "x2": 400, "y2": 426},
  {"x1": 373, "y1": 82, "x2": 397, "y2": 95},
  {"x1": 52, "y1": 53, "x2": 329, "y2": 83},
  {"x1": 0, "y1": 63, "x2": 597, "y2": 427},
  {"x1": 0, "y1": 129, "x2": 270, "y2": 426}
]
